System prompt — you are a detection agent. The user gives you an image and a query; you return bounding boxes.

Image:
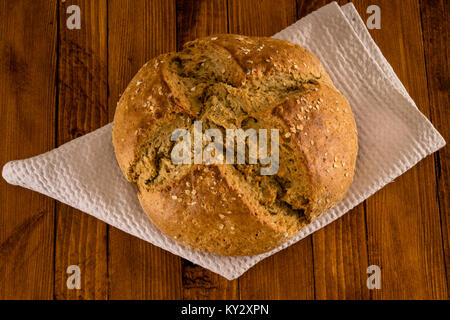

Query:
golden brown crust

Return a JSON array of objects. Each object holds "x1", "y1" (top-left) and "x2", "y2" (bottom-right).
[
  {"x1": 112, "y1": 34, "x2": 358, "y2": 256},
  {"x1": 112, "y1": 54, "x2": 182, "y2": 177},
  {"x1": 270, "y1": 83, "x2": 357, "y2": 219},
  {"x1": 138, "y1": 166, "x2": 290, "y2": 256}
]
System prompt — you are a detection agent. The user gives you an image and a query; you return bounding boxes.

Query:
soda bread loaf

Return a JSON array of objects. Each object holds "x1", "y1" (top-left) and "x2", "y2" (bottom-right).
[{"x1": 112, "y1": 34, "x2": 358, "y2": 256}]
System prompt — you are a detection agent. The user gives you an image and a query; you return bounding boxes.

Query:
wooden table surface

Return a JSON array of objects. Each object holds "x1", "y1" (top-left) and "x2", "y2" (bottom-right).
[{"x1": 0, "y1": 0, "x2": 448, "y2": 300}]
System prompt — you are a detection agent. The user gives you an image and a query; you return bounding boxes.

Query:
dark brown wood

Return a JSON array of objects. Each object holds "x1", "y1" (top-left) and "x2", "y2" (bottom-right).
[
  {"x1": 182, "y1": 260, "x2": 239, "y2": 299},
  {"x1": 350, "y1": 0, "x2": 447, "y2": 299},
  {"x1": 420, "y1": 0, "x2": 450, "y2": 297},
  {"x1": 175, "y1": 0, "x2": 239, "y2": 299},
  {"x1": 176, "y1": 0, "x2": 229, "y2": 50},
  {"x1": 228, "y1": 0, "x2": 297, "y2": 36},
  {"x1": 0, "y1": 0, "x2": 447, "y2": 300},
  {"x1": 107, "y1": 0, "x2": 183, "y2": 299},
  {"x1": 312, "y1": 206, "x2": 369, "y2": 299},
  {"x1": 54, "y1": 0, "x2": 109, "y2": 300},
  {"x1": 108, "y1": 231, "x2": 182, "y2": 299},
  {"x1": 0, "y1": 0, "x2": 58, "y2": 299},
  {"x1": 239, "y1": 242, "x2": 315, "y2": 299}
]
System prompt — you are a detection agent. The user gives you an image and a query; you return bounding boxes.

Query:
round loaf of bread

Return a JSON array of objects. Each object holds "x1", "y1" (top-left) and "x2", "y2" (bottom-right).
[{"x1": 112, "y1": 34, "x2": 358, "y2": 256}]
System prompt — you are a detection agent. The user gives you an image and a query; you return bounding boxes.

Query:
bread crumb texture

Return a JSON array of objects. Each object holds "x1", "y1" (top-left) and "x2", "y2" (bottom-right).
[{"x1": 112, "y1": 35, "x2": 358, "y2": 256}]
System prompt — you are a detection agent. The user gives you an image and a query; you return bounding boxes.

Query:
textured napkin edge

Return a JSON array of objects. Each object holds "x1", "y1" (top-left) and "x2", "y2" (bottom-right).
[
  {"x1": 341, "y1": 3, "x2": 411, "y2": 100},
  {"x1": 274, "y1": 2, "x2": 445, "y2": 152},
  {"x1": 2, "y1": 123, "x2": 113, "y2": 187},
  {"x1": 339, "y1": 3, "x2": 446, "y2": 150}
]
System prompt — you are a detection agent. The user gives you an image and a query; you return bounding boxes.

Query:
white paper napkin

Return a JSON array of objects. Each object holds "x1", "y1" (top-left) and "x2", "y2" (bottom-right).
[{"x1": 2, "y1": 2, "x2": 445, "y2": 280}]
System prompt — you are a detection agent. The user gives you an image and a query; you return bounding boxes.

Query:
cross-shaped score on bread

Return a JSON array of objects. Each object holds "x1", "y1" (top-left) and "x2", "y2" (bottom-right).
[
  {"x1": 170, "y1": 120, "x2": 280, "y2": 176},
  {"x1": 112, "y1": 34, "x2": 358, "y2": 256}
]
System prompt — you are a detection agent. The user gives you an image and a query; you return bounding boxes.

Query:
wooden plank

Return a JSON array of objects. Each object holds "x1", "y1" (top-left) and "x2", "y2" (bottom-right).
[
  {"x1": 0, "y1": 0, "x2": 57, "y2": 299},
  {"x1": 54, "y1": 0, "x2": 109, "y2": 300},
  {"x1": 182, "y1": 259, "x2": 239, "y2": 300},
  {"x1": 311, "y1": 207, "x2": 369, "y2": 299},
  {"x1": 239, "y1": 242, "x2": 315, "y2": 299},
  {"x1": 227, "y1": 0, "x2": 315, "y2": 299},
  {"x1": 420, "y1": 0, "x2": 450, "y2": 295},
  {"x1": 109, "y1": 231, "x2": 182, "y2": 299},
  {"x1": 228, "y1": 0, "x2": 297, "y2": 36},
  {"x1": 108, "y1": 0, "x2": 182, "y2": 299},
  {"x1": 175, "y1": 0, "x2": 238, "y2": 300},
  {"x1": 295, "y1": 0, "x2": 370, "y2": 300},
  {"x1": 176, "y1": 0, "x2": 228, "y2": 49},
  {"x1": 348, "y1": 0, "x2": 447, "y2": 299}
]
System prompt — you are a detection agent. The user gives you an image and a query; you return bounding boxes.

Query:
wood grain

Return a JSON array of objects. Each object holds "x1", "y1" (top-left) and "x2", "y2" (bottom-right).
[
  {"x1": 311, "y1": 206, "x2": 369, "y2": 299},
  {"x1": 175, "y1": 0, "x2": 239, "y2": 300},
  {"x1": 176, "y1": 0, "x2": 228, "y2": 49},
  {"x1": 108, "y1": 231, "x2": 182, "y2": 299},
  {"x1": 0, "y1": 0, "x2": 447, "y2": 300},
  {"x1": 420, "y1": 0, "x2": 449, "y2": 296},
  {"x1": 228, "y1": 0, "x2": 297, "y2": 37},
  {"x1": 228, "y1": 0, "x2": 316, "y2": 299},
  {"x1": 54, "y1": 0, "x2": 109, "y2": 300},
  {"x1": 0, "y1": 0, "x2": 57, "y2": 299},
  {"x1": 350, "y1": 0, "x2": 447, "y2": 299},
  {"x1": 107, "y1": 0, "x2": 182, "y2": 299}
]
